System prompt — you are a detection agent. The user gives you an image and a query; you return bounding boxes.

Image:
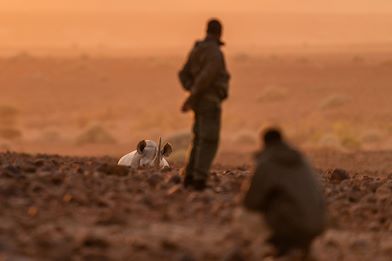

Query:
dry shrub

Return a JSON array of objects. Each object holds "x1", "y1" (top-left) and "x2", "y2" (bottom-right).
[
  {"x1": 164, "y1": 131, "x2": 192, "y2": 164},
  {"x1": 80, "y1": 53, "x2": 90, "y2": 60},
  {"x1": 340, "y1": 136, "x2": 361, "y2": 150},
  {"x1": 317, "y1": 133, "x2": 341, "y2": 149},
  {"x1": 165, "y1": 130, "x2": 191, "y2": 151},
  {"x1": 0, "y1": 143, "x2": 11, "y2": 151},
  {"x1": 289, "y1": 128, "x2": 321, "y2": 146},
  {"x1": 233, "y1": 130, "x2": 257, "y2": 145},
  {"x1": 333, "y1": 122, "x2": 361, "y2": 150},
  {"x1": 76, "y1": 125, "x2": 117, "y2": 145},
  {"x1": 38, "y1": 130, "x2": 62, "y2": 143},
  {"x1": 0, "y1": 128, "x2": 22, "y2": 140},
  {"x1": 386, "y1": 124, "x2": 392, "y2": 134},
  {"x1": 380, "y1": 60, "x2": 392, "y2": 67},
  {"x1": 268, "y1": 54, "x2": 280, "y2": 62},
  {"x1": 169, "y1": 149, "x2": 188, "y2": 164},
  {"x1": 233, "y1": 53, "x2": 251, "y2": 63},
  {"x1": 361, "y1": 130, "x2": 383, "y2": 144},
  {"x1": 352, "y1": 55, "x2": 365, "y2": 64},
  {"x1": 257, "y1": 86, "x2": 287, "y2": 102},
  {"x1": 76, "y1": 116, "x2": 90, "y2": 129},
  {"x1": 307, "y1": 130, "x2": 324, "y2": 145},
  {"x1": 0, "y1": 105, "x2": 19, "y2": 125},
  {"x1": 9, "y1": 51, "x2": 32, "y2": 61},
  {"x1": 319, "y1": 95, "x2": 348, "y2": 110},
  {"x1": 296, "y1": 56, "x2": 311, "y2": 64}
]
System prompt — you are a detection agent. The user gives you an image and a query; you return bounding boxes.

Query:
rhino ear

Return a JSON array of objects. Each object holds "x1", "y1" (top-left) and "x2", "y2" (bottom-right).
[
  {"x1": 161, "y1": 143, "x2": 173, "y2": 157},
  {"x1": 137, "y1": 140, "x2": 147, "y2": 154}
]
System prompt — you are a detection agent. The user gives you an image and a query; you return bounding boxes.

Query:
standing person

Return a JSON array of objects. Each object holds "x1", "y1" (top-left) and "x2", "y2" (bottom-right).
[
  {"x1": 243, "y1": 128, "x2": 326, "y2": 258},
  {"x1": 178, "y1": 19, "x2": 230, "y2": 191}
]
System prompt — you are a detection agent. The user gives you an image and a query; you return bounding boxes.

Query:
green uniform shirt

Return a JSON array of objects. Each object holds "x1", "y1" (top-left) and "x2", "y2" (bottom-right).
[{"x1": 179, "y1": 36, "x2": 230, "y2": 105}]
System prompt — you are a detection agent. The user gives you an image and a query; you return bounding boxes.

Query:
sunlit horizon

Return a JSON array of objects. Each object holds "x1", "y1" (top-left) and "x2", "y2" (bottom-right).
[{"x1": 2, "y1": 0, "x2": 392, "y2": 14}]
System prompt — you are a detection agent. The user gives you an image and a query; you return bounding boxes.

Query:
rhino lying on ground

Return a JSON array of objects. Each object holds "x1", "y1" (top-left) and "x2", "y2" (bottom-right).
[{"x1": 118, "y1": 138, "x2": 173, "y2": 169}]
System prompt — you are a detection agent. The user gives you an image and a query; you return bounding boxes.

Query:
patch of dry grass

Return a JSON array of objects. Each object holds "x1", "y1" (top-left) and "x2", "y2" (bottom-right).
[
  {"x1": 76, "y1": 125, "x2": 117, "y2": 145},
  {"x1": 319, "y1": 95, "x2": 348, "y2": 110},
  {"x1": 361, "y1": 130, "x2": 383, "y2": 144},
  {"x1": 169, "y1": 149, "x2": 188, "y2": 164},
  {"x1": 0, "y1": 105, "x2": 19, "y2": 126},
  {"x1": 380, "y1": 59, "x2": 392, "y2": 67},
  {"x1": 256, "y1": 86, "x2": 288, "y2": 103},
  {"x1": 0, "y1": 128, "x2": 22, "y2": 140},
  {"x1": 232, "y1": 130, "x2": 257, "y2": 145},
  {"x1": 317, "y1": 133, "x2": 341, "y2": 149},
  {"x1": 352, "y1": 55, "x2": 365, "y2": 64},
  {"x1": 165, "y1": 130, "x2": 191, "y2": 151},
  {"x1": 332, "y1": 122, "x2": 361, "y2": 150},
  {"x1": 0, "y1": 143, "x2": 11, "y2": 151},
  {"x1": 38, "y1": 130, "x2": 62, "y2": 143}
]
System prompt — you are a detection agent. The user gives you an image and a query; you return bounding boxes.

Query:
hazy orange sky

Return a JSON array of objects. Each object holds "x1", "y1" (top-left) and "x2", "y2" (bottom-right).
[
  {"x1": 2, "y1": 0, "x2": 392, "y2": 14},
  {"x1": 1, "y1": 1, "x2": 392, "y2": 55}
]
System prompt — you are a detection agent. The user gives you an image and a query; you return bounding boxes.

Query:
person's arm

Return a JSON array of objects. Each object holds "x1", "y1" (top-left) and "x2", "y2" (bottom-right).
[{"x1": 178, "y1": 57, "x2": 193, "y2": 91}]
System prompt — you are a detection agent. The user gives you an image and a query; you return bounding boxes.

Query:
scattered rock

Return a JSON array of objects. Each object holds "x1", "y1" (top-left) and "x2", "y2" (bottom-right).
[
  {"x1": 97, "y1": 163, "x2": 129, "y2": 176},
  {"x1": 161, "y1": 239, "x2": 179, "y2": 251},
  {"x1": 169, "y1": 174, "x2": 182, "y2": 184},
  {"x1": 1, "y1": 152, "x2": 392, "y2": 260},
  {"x1": 223, "y1": 247, "x2": 246, "y2": 261},
  {"x1": 82, "y1": 235, "x2": 109, "y2": 249},
  {"x1": 3, "y1": 165, "x2": 22, "y2": 178},
  {"x1": 177, "y1": 253, "x2": 196, "y2": 261},
  {"x1": 147, "y1": 173, "x2": 163, "y2": 188},
  {"x1": 328, "y1": 169, "x2": 350, "y2": 183}
]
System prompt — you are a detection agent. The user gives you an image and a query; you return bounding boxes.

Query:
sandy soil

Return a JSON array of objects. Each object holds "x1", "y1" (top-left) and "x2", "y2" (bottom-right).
[
  {"x1": 1, "y1": 150, "x2": 392, "y2": 260},
  {"x1": 0, "y1": 51, "x2": 391, "y2": 157},
  {"x1": 0, "y1": 48, "x2": 391, "y2": 260}
]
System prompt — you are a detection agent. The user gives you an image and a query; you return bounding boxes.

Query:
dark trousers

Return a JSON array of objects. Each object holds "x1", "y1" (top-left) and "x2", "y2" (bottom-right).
[{"x1": 185, "y1": 99, "x2": 221, "y2": 181}]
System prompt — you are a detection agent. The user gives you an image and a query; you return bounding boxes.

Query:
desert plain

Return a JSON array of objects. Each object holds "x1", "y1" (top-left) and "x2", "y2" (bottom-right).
[{"x1": 0, "y1": 45, "x2": 392, "y2": 260}]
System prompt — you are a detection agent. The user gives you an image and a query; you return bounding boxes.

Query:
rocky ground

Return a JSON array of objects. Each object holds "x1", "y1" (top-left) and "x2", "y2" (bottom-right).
[{"x1": 1, "y1": 151, "x2": 392, "y2": 260}]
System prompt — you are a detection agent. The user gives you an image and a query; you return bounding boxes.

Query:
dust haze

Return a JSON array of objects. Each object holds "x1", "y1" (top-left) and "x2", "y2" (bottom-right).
[{"x1": 1, "y1": 2, "x2": 392, "y2": 260}]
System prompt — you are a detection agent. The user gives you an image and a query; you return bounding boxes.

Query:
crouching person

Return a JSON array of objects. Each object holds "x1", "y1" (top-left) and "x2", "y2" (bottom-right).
[{"x1": 242, "y1": 128, "x2": 326, "y2": 258}]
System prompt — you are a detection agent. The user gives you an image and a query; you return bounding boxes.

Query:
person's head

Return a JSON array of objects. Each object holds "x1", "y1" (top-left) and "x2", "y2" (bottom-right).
[
  {"x1": 262, "y1": 128, "x2": 283, "y2": 147},
  {"x1": 206, "y1": 19, "x2": 223, "y2": 39}
]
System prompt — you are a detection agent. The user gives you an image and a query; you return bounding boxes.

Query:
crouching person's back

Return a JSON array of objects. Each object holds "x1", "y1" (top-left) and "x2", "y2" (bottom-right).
[{"x1": 242, "y1": 128, "x2": 326, "y2": 258}]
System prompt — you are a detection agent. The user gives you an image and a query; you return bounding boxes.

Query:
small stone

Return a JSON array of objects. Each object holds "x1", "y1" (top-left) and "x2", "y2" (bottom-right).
[
  {"x1": 166, "y1": 185, "x2": 182, "y2": 196},
  {"x1": 147, "y1": 173, "x2": 162, "y2": 188},
  {"x1": 367, "y1": 181, "x2": 383, "y2": 193},
  {"x1": 97, "y1": 164, "x2": 129, "y2": 176},
  {"x1": 130, "y1": 239, "x2": 149, "y2": 251},
  {"x1": 82, "y1": 235, "x2": 109, "y2": 249},
  {"x1": 329, "y1": 169, "x2": 350, "y2": 183},
  {"x1": 51, "y1": 176, "x2": 63, "y2": 185},
  {"x1": 161, "y1": 239, "x2": 179, "y2": 250},
  {"x1": 169, "y1": 174, "x2": 182, "y2": 184},
  {"x1": 27, "y1": 207, "x2": 38, "y2": 217},
  {"x1": 3, "y1": 165, "x2": 21, "y2": 177},
  {"x1": 223, "y1": 247, "x2": 246, "y2": 261},
  {"x1": 380, "y1": 240, "x2": 392, "y2": 255},
  {"x1": 33, "y1": 159, "x2": 45, "y2": 167},
  {"x1": 177, "y1": 253, "x2": 196, "y2": 261},
  {"x1": 63, "y1": 194, "x2": 73, "y2": 203}
]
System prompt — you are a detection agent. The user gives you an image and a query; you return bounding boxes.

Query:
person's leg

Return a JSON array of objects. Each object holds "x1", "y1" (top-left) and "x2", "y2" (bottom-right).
[
  {"x1": 183, "y1": 112, "x2": 200, "y2": 187},
  {"x1": 192, "y1": 101, "x2": 221, "y2": 190}
]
